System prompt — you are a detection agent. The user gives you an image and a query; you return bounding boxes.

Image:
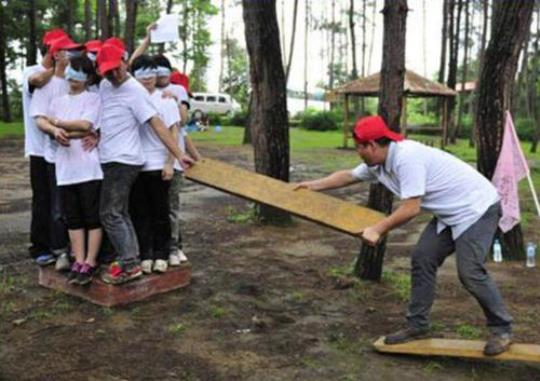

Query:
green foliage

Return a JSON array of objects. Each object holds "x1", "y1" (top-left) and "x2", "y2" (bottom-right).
[
  {"x1": 226, "y1": 205, "x2": 256, "y2": 224},
  {"x1": 168, "y1": 322, "x2": 187, "y2": 335},
  {"x1": 206, "y1": 112, "x2": 222, "y2": 125},
  {"x1": 299, "y1": 109, "x2": 339, "y2": 131},
  {"x1": 382, "y1": 270, "x2": 411, "y2": 302},
  {"x1": 222, "y1": 37, "x2": 249, "y2": 107},
  {"x1": 229, "y1": 110, "x2": 249, "y2": 127},
  {"x1": 515, "y1": 118, "x2": 536, "y2": 142},
  {"x1": 211, "y1": 306, "x2": 227, "y2": 319},
  {"x1": 456, "y1": 324, "x2": 482, "y2": 339}
]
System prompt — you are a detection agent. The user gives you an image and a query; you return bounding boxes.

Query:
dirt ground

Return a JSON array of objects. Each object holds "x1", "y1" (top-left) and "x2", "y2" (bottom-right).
[{"x1": 1, "y1": 138, "x2": 540, "y2": 381}]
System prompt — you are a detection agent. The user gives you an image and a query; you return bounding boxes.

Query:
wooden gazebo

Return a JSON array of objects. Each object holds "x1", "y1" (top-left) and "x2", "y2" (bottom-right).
[{"x1": 332, "y1": 70, "x2": 457, "y2": 148}]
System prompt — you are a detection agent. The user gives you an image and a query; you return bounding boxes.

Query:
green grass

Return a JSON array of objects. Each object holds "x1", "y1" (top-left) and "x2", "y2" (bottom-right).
[
  {"x1": 382, "y1": 270, "x2": 411, "y2": 302},
  {"x1": 168, "y1": 322, "x2": 187, "y2": 335},
  {"x1": 0, "y1": 121, "x2": 24, "y2": 139},
  {"x1": 456, "y1": 324, "x2": 483, "y2": 340}
]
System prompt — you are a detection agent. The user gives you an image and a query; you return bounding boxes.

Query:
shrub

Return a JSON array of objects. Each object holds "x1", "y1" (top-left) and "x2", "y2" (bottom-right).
[
  {"x1": 515, "y1": 117, "x2": 536, "y2": 142},
  {"x1": 229, "y1": 110, "x2": 249, "y2": 127},
  {"x1": 206, "y1": 112, "x2": 222, "y2": 125},
  {"x1": 301, "y1": 110, "x2": 338, "y2": 131}
]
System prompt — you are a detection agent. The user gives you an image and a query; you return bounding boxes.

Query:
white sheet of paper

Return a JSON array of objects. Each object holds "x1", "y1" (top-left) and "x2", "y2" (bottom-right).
[{"x1": 151, "y1": 14, "x2": 179, "y2": 43}]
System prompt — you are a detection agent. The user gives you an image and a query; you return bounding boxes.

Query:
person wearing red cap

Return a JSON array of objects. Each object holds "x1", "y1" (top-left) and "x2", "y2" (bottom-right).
[
  {"x1": 21, "y1": 28, "x2": 68, "y2": 264},
  {"x1": 295, "y1": 115, "x2": 513, "y2": 356},
  {"x1": 95, "y1": 40, "x2": 195, "y2": 285}
]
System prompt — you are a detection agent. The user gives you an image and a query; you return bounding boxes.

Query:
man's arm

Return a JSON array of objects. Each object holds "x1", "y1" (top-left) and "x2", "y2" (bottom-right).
[
  {"x1": 66, "y1": 130, "x2": 93, "y2": 139},
  {"x1": 35, "y1": 116, "x2": 69, "y2": 146},
  {"x1": 294, "y1": 170, "x2": 359, "y2": 191},
  {"x1": 54, "y1": 118, "x2": 93, "y2": 132},
  {"x1": 184, "y1": 134, "x2": 202, "y2": 161},
  {"x1": 361, "y1": 197, "x2": 422, "y2": 245},
  {"x1": 128, "y1": 23, "x2": 156, "y2": 66},
  {"x1": 162, "y1": 123, "x2": 178, "y2": 180},
  {"x1": 28, "y1": 68, "x2": 54, "y2": 89},
  {"x1": 148, "y1": 116, "x2": 194, "y2": 168}
]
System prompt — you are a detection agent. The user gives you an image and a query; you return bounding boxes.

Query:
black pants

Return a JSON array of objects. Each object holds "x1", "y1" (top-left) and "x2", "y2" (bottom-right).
[
  {"x1": 29, "y1": 156, "x2": 50, "y2": 257},
  {"x1": 46, "y1": 163, "x2": 68, "y2": 255},
  {"x1": 130, "y1": 171, "x2": 171, "y2": 261},
  {"x1": 60, "y1": 181, "x2": 102, "y2": 230}
]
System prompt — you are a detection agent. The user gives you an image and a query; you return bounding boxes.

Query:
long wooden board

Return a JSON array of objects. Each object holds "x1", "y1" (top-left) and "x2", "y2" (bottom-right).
[
  {"x1": 373, "y1": 337, "x2": 540, "y2": 363},
  {"x1": 184, "y1": 158, "x2": 384, "y2": 236}
]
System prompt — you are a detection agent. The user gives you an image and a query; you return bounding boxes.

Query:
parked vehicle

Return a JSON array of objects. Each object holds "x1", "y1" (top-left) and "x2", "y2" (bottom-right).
[{"x1": 190, "y1": 92, "x2": 241, "y2": 120}]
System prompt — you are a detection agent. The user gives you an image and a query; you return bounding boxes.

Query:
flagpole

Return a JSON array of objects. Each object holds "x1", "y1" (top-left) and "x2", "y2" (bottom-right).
[{"x1": 526, "y1": 173, "x2": 540, "y2": 217}]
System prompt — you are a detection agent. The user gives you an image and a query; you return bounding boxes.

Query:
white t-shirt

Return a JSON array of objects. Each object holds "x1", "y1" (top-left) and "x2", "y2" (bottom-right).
[
  {"x1": 97, "y1": 77, "x2": 158, "y2": 165},
  {"x1": 22, "y1": 64, "x2": 47, "y2": 157},
  {"x1": 140, "y1": 90, "x2": 180, "y2": 171},
  {"x1": 48, "y1": 91, "x2": 103, "y2": 186},
  {"x1": 162, "y1": 83, "x2": 189, "y2": 108},
  {"x1": 351, "y1": 140, "x2": 500, "y2": 239},
  {"x1": 173, "y1": 127, "x2": 189, "y2": 172},
  {"x1": 29, "y1": 76, "x2": 70, "y2": 163}
]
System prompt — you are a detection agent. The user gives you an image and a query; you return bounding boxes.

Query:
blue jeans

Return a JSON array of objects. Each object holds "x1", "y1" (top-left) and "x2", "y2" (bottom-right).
[
  {"x1": 99, "y1": 162, "x2": 141, "y2": 269},
  {"x1": 406, "y1": 203, "x2": 513, "y2": 334}
]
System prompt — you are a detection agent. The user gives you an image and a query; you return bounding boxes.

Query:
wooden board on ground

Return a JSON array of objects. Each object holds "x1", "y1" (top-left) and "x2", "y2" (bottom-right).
[
  {"x1": 373, "y1": 337, "x2": 540, "y2": 363},
  {"x1": 39, "y1": 264, "x2": 191, "y2": 307},
  {"x1": 185, "y1": 158, "x2": 384, "y2": 236}
]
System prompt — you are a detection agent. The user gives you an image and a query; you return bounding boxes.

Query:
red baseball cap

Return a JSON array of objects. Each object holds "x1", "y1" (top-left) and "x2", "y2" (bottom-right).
[
  {"x1": 353, "y1": 116, "x2": 404, "y2": 144},
  {"x1": 49, "y1": 35, "x2": 82, "y2": 55},
  {"x1": 96, "y1": 43, "x2": 125, "y2": 75},
  {"x1": 170, "y1": 71, "x2": 191, "y2": 93},
  {"x1": 85, "y1": 40, "x2": 103, "y2": 53},
  {"x1": 42, "y1": 28, "x2": 67, "y2": 47},
  {"x1": 104, "y1": 37, "x2": 126, "y2": 52}
]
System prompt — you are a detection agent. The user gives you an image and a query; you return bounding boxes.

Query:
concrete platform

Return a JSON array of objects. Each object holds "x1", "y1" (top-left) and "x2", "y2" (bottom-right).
[
  {"x1": 373, "y1": 337, "x2": 540, "y2": 363},
  {"x1": 39, "y1": 264, "x2": 191, "y2": 307}
]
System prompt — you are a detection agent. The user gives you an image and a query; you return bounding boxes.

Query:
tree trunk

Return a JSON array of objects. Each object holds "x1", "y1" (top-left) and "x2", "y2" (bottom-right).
[
  {"x1": 447, "y1": 0, "x2": 463, "y2": 145},
  {"x1": 84, "y1": 0, "x2": 92, "y2": 41},
  {"x1": 475, "y1": 0, "x2": 533, "y2": 260},
  {"x1": 0, "y1": 1, "x2": 12, "y2": 122},
  {"x1": 438, "y1": 0, "x2": 449, "y2": 124},
  {"x1": 108, "y1": 0, "x2": 115, "y2": 38},
  {"x1": 367, "y1": 0, "x2": 377, "y2": 75},
  {"x1": 243, "y1": 0, "x2": 291, "y2": 225},
  {"x1": 349, "y1": 0, "x2": 359, "y2": 117},
  {"x1": 328, "y1": 0, "x2": 336, "y2": 91},
  {"x1": 243, "y1": 93, "x2": 253, "y2": 145},
  {"x1": 285, "y1": 0, "x2": 299, "y2": 84},
  {"x1": 27, "y1": 0, "x2": 38, "y2": 66},
  {"x1": 182, "y1": 2, "x2": 189, "y2": 73},
  {"x1": 303, "y1": 0, "x2": 309, "y2": 111},
  {"x1": 124, "y1": 0, "x2": 138, "y2": 55},
  {"x1": 219, "y1": 0, "x2": 226, "y2": 92},
  {"x1": 360, "y1": 0, "x2": 367, "y2": 114},
  {"x1": 455, "y1": 0, "x2": 470, "y2": 140},
  {"x1": 354, "y1": 0, "x2": 407, "y2": 281},
  {"x1": 531, "y1": 5, "x2": 540, "y2": 153},
  {"x1": 98, "y1": 0, "x2": 109, "y2": 40},
  {"x1": 67, "y1": 0, "x2": 75, "y2": 36}
]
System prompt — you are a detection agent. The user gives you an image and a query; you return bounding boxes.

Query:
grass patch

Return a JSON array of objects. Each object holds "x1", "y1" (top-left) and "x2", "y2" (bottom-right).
[
  {"x1": 226, "y1": 205, "x2": 256, "y2": 224},
  {"x1": 382, "y1": 270, "x2": 411, "y2": 302},
  {"x1": 211, "y1": 306, "x2": 227, "y2": 319},
  {"x1": 456, "y1": 324, "x2": 482, "y2": 339},
  {"x1": 0, "y1": 121, "x2": 24, "y2": 139},
  {"x1": 168, "y1": 322, "x2": 187, "y2": 335}
]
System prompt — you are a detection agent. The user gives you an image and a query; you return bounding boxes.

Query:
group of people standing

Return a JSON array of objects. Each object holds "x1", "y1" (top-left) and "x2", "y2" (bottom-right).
[{"x1": 22, "y1": 27, "x2": 200, "y2": 286}]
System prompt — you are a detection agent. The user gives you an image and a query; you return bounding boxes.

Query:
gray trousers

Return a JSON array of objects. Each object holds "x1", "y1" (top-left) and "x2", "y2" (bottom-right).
[
  {"x1": 168, "y1": 170, "x2": 184, "y2": 253},
  {"x1": 99, "y1": 162, "x2": 142, "y2": 269},
  {"x1": 407, "y1": 202, "x2": 513, "y2": 334}
]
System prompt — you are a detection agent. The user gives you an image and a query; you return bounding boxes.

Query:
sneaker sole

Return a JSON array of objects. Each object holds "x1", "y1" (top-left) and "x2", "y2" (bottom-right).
[{"x1": 384, "y1": 332, "x2": 431, "y2": 345}]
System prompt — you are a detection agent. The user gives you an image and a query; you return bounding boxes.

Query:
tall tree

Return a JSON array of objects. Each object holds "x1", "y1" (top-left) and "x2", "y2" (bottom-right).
[
  {"x1": 67, "y1": 0, "x2": 75, "y2": 36},
  {"x1": 27, "y1": 0, "x2": 38, "y2": 66},
  {"x1": 455, "y1": 0, "x2": 471, "y2": 141},
  {"x1": 218, "y1": 0, "x2": 226, "y2": 91},
  {"x1": 304, "y1": 0, "x2": 309, "y2": 111},
  {"x1": 242, "y1": 0, "x2": 291, "y2": 225},
  {"x1": 328, "y1": 0, "x2": 336, "y2": 90},
  {"x1": 446, "y1": 0, "x2": 464, "y2": 145},
  {"x1": 124, "y1": 0, "x2": 138, "y2": 54},
  {"x1": 84, "y1": 0, "x2": 92, "y2": 41},
  {"x1": 367, "y1": 0, "x2": 377, "y2": 75},
  {"x1": 438, "y1": 0, "x2": 449, "y2": 85},
  {"x1": 285, "y1": 0, "x2": 299, "y2": 84},
  {"x1": 0, "y1": 1, "x2": 11, "y2": 122},
  {"x1": 475, "y1": 0, "x2": 534, "y2": 259},
  {"x1": 349, "y1": 0, "x2": 359, "y2": 102},
  {"x1": 354, "y1": 0, "x2": 407, "y2": 281},
  {"x1": 531, "y1": 4, "x2": 540, "y2": 153},
  {"x1": 98, "y1": 0, "x2": 109, "y2": 40}
]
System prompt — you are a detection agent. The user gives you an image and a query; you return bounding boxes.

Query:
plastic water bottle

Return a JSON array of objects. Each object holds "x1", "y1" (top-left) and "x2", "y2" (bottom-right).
[
  {"x1": 526, "y1": 242, "x2": 536, "y2": 268},
  {"x1": 493, "y1": 239, "x2": 503, "y2": 263},
  {"x1": 214, "y1": 124, "x2": 222, "y2": 132}
]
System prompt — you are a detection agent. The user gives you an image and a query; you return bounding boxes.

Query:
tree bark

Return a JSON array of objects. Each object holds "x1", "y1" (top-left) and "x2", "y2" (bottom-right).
[
  {"x1": 349, "y1": 0, "x2": 359, "y2": 117},
  {"x1": 285, "y1": 0, "x2": 299, "y2": 84},
  {"x1": 67, "y1": 0, "x2": 75, "y2": 36},
  {"x1": 447, "y1": 0, "x2": 463, "y2": 145},
  {"x1": 27, "y1": 0, "x2": 38, "y2": 66},
  {"x1": 367, "y1": 0, "x2": 377, "y2": 75},
  {"x1": 243, "y1": 0, "x2": 291, "y2": 225},
  {"x1": 124, "y1": 0, "x2": 138, "y2": 55},
  {"x1": 455, "y1": 0, "x2": 470, "y2": 140},
  {"x1": 531, "y1": 5, "x2": 540, "y2": 153},
  {"x1": 84, "y1": 0, "x2": 92, "y2": 41},
  {"x1": 0, "y1": 1, "x2": 12, "y2": 122},
  {"x1": 98, "y1": 0, "x2": 109, "y2": 40},
  {"x1": 438, "y1": 0, "x2": 449, "y2": 124},
  {"x1": 354, "y1": 0, "x2": 407, "y2": 281},
  {"x1": 219, "y1": 0, "x2": 226, "y2": 92},
  {"x1": 303, "y1": 0, "x2": 309, "y2": 111},
  {"x1": 475, "y1": 0, "x2": 534, "y2": 260}
]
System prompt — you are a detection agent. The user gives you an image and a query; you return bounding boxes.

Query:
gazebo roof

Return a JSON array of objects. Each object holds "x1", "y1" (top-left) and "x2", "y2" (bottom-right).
[{"x1": 333, "y1": 70, "x2": 457, "y2": 98}]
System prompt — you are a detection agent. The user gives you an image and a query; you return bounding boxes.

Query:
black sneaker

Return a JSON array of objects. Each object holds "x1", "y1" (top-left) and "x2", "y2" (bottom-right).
[
  {"x1": 75, "y1": 263, "x2": 98, "y2": 286},
  {"x1": 384, "y1": 326, "x2": 431, "y2": 345},
  {"x1": 484, "y1": 332, "x2": 512, "y2": 356},
  {"x1": 67, "y1": 262, "x2": 83, "y2": 284}
]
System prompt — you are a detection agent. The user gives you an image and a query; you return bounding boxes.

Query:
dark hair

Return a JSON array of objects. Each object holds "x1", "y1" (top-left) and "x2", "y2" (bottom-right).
[
  {"x1": 39, "y1": 44, "x2": 48, "y2": 57},
  {"x1": 131, "y1": 54, "x2": 157, "y2": 73},
  {"x1": 352, "y1": 132, "x2": 393, "y2": 147},
  {"x1": 70, "y1": 55, "x2": 95, "y2": 77},
  {"x1": 152, "y1": 54, "x2": 172, "y2": 70}
]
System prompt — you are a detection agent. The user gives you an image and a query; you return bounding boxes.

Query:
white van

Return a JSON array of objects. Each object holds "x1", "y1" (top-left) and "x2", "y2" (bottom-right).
[{"x1": 190, "y1": 92, "x2": 241, "y2": 119}]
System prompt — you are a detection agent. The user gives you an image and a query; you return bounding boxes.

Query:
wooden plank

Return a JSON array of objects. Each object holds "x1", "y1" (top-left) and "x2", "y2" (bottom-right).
[
  {"x1": 373, "y1": 337, "x2": 540, "y2": 363},
  {"x1": 185, "y1": 158, "x2": 384, "y2": 236},
  {"x1": 39, "y1": 265, "x2": 191, "y2": 307}
]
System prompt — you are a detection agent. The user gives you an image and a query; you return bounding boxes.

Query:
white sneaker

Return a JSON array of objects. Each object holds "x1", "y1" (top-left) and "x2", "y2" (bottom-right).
[
  {"x1": 55, "y1": 253, "x2": 71, "y2": 272},
  {"x1": 177, "y1": 249, "x2": 188, "y2": 263},
  {"x1": 141, "y1": 259, "x2": 154, "y2": 274},
  {"x1": 168, "y1": 253, "x2": 181, "y2": 267},
  {"x1": 153, "y1": 259, "x2": 168, "y2": 273}
]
